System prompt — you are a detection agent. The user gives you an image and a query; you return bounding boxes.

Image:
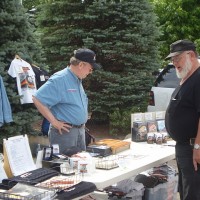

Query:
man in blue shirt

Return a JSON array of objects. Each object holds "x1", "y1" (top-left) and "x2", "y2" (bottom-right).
[{"x1": 32, "y1": 48, "x2": 99, "y2": 154}]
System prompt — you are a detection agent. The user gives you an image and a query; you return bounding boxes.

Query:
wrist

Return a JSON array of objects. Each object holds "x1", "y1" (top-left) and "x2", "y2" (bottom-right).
[{"x1": 194, "y1": 143, "x2": 200, "y2": 150}]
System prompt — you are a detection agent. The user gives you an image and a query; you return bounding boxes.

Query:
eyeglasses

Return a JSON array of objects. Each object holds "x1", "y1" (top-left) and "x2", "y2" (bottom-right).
[
  {"x1": 171, "y1": 52, "x2": 190, "y2": 63},
  {"x1": 82, "y1": 62, "x2": 93, "y2": 72},
  {"x1": 89, "y1": 67, "x2": 93, "y2": 72}
]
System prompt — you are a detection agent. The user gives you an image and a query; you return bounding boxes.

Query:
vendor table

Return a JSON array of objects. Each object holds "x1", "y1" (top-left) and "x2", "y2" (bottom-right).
[
  {"x1": 83, "y1": 140, "x2": 175, "y2": 189},
  {"x1": 1, "y1": 139, "x2": 175, "y2": 200}
]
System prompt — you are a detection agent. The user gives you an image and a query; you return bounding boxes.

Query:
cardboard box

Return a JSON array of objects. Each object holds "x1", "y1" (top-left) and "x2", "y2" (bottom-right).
[
  {"x1": 132, "y1": 122, "x2": 147, "y2": 142},
  {"x1": 144, "y1": 175, "x2": 178, "y2": 200},
  {"x1": 94, "y1": 139, "x2": 131, "y2": 154}
]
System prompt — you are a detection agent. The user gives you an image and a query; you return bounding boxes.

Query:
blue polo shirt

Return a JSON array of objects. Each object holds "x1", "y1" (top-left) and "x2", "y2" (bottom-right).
[{"x1": 34, "y1": 67, "x2": 88, "y2": 125}]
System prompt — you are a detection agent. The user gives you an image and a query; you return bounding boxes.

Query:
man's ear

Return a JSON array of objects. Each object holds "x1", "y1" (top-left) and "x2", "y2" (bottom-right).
[
  {"x1": 190, "y1": 51, "x2": 197, "y2": 60},
  {"x1": 79, "y1": 61, "x2": 84, "y2": 69}
]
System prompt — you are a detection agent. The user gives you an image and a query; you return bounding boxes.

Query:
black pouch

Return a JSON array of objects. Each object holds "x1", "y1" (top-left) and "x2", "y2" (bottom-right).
[
  {"x1": 85, "y1": 127, "x2": 95, "y2": 146},
  {"x1": 57, "y1": 181, "x2": 96, "y2": 199}
]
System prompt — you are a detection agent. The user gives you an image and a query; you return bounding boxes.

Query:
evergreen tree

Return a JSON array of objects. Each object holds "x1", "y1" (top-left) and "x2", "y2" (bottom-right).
[
  {"x1": 36, "y1": 0, "x2": 161, "y2": 134},
  {"x1": 0, "y1": 0, "x2": 44, "y2": 144}
]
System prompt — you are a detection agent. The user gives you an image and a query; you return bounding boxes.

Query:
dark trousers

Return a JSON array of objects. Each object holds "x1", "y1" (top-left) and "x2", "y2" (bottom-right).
[
  {"x1": 176, "y1": 143, "x2": 200, "y2": 200},
  {"x1": 41, "y1": 117, "x2": 50, "y2": 136}
]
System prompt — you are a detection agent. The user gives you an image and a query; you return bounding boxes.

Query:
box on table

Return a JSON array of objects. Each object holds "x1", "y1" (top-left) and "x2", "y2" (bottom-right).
[
  {"x1": 93, "y1": 139, "x2": 131, "y2": 154},
  {"x1": 131, "y1": 111, "x2": 168, "y2": 143},
  {"x1": 86, "y1": 145, "x2": 112, "y2": 157},
  {"x1": 132, "y1": 122, "x2": 147, "y2": 142}
]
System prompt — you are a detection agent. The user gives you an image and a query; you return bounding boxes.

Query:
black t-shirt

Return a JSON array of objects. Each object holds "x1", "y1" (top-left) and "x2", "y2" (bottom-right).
[
  {"x1": 165, "y1": 67, "x2": 200, "y2": 143},
  {"x1": 31, "y1": 65, "x2": 50, "y2": 89}
]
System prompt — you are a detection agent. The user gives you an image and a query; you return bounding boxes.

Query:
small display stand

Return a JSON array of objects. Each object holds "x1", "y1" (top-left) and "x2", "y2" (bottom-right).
[
  {"x1": 0, "y1": 162, "x2": 7, "y2": 183},
  {"x1": 3, "y1": 135, "x2": 36, "y2": 178},
  {"x1": 131, "y1": 111, "x2": 168, "y2": 143}
]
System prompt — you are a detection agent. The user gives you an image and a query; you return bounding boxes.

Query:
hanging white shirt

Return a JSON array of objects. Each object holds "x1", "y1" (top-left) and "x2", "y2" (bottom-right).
[{"x1": 8, "y1": 58, "x2": 37, "y2": 104}]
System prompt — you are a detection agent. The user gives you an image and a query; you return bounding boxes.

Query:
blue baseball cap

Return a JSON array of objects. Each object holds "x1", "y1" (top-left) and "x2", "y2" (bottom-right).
[{"x1": 74, "y1": 48, "x2": 100, "y2": 70}]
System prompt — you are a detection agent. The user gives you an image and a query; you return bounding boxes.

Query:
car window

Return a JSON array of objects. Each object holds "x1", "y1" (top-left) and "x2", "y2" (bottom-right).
[{"x1": 155, "y1": 64, "x2": 180, "y2": 88}]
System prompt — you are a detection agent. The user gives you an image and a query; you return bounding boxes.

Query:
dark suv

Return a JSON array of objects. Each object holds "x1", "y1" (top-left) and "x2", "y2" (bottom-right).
[
  {"x1": 148, "y1": 57, "x2": 200, "y2": 112},
  {"x1": 147, "y1": 63, "x2": 180, "y2": 112}
]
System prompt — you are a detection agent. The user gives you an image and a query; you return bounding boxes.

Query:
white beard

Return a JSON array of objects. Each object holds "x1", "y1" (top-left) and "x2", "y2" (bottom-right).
[{"x1": 176, "y1": 56, "x2": 192, "y2": 79}]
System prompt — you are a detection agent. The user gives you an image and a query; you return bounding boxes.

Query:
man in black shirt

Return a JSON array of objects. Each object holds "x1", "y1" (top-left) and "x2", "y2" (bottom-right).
[{"x1": 165, "y1": 39, "x2": 200, "y2": 200}]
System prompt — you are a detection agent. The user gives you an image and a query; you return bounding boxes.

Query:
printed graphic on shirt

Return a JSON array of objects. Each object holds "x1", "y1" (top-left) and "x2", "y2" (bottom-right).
[
  {"x1": 19, "y1": 68, "x2": 36, "y2": 89},
  {"x1": 8, "y1": 58, "x2": 37, "y2": 104}
]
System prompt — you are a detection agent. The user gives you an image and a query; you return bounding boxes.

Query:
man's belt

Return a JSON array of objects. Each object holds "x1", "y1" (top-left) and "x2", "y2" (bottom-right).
[
  {"x1": 177, "y1": 138, "x2": 195, "y2": 145},
  {"x1": 67, "y1": 123, "x2": 84, "y2": 128},
  {"x1": 190, "y1": 138, "x2": 195, "y2": 146}
]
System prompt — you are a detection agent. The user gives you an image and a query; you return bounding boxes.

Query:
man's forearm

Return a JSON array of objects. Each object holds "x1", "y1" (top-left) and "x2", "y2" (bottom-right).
[
  {"x1": 32, "y1": 96, "x2": 57, "y2": 125},
  {"x1": 195, "y1": 119, "x2": 200, "y2": 144}
]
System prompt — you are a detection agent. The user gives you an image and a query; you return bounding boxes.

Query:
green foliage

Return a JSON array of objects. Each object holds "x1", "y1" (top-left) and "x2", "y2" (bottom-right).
[
  {"x1": 22, "y1": 0, "x2": 54, "y2": 10},
  {"x1": 36, "y1": 0, "x2": 161, "y2": 127},
  {"x1": 0, "y1": 0, "x2": 44, "y2": 144},
  {"x1": 32, "y1": 0, "x2": 160, "y2": 135},
  {"x1": 109, "y1": 107, "x2": 140, "y2": 137},
  {"x1": 150, "y1": 0, "x2": 200, "y2": 59}
]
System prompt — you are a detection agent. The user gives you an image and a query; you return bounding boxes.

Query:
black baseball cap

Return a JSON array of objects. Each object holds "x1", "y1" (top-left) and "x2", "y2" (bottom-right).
[
  {"x1": 165, "y1": 39, "x2": 196, "y2": 59},
  {"x1": 74, "y1": 48, "x2": 100, "y2": 70}
]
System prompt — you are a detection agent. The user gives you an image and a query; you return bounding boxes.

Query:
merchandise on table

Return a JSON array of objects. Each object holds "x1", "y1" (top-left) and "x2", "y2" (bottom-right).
[
  {"x1": 35, "y1": 174, "x2": 82, "y2": 192},
  {"x1": 0, "y1": 183, "x2": 56, "y2": 200},
  {"x1": 93, "y1": 139, "x2": 131, "y2": 154}
]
